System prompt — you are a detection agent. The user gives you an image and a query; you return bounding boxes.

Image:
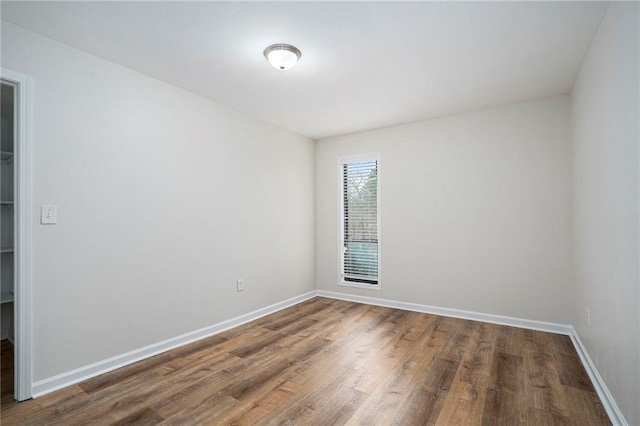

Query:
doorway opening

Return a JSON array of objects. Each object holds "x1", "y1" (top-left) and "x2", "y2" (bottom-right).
[
  {"x1": 1, "y1": 81, "x2": 16, "y2": 407},
  {"x1": 1, "y1": 69, "x2": 33, "y2": 404}
]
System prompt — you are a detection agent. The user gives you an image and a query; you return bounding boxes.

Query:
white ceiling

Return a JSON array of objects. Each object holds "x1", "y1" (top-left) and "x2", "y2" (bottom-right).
[{"x1": 1, "y1": 1, "x2": 607, "y2": 139}]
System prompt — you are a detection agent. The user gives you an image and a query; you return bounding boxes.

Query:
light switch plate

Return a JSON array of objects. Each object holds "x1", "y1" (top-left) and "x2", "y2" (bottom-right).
[{"x1": 41, "y1": 205, "x2": 57, "y2": 224}]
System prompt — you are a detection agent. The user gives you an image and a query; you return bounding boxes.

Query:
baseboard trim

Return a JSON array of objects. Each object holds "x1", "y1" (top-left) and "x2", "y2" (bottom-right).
[
  {"x1": 31, "y1": 289, "x2": 626, "y2": 426},
  {"x1": 569, "y1": 327, "x2": 627, "y2": 426},
  {"x1": 316, "y1": 290, "x2": 573, "y2": 335},
  {"x1": 317, "y1": 289, "x2": 625, "y2": 425},
  {"x1": 32, "y1": 290, "x2": 317, "y2": 398}
]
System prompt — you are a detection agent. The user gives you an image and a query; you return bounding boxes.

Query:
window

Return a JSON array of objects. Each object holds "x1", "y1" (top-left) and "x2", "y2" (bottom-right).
[{"x1": 339, "y1": 154, "x2": 380, "y2": 288}]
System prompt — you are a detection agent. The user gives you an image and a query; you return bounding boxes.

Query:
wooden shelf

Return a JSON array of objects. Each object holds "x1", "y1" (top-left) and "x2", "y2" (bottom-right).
[
  {"x1": 0, "y1": 247, "x2": 14, "y2": 253},
  {"x1": 0, "y1": 292, "x2": 13, "y2": 304}
]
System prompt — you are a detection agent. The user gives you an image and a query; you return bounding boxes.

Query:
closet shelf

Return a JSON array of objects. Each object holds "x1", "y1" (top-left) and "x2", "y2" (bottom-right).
[
  {"x1": 0, "y1": 292, "x2": 13, "y2": 304},
  {"x1": 1, "y1": 151, "x2": 13, "y2": 163},
  {"x1": 0, "y1": 201, "x2": 14, "y2": 205},
  {"x1": 0, "y1": 247, "x2": 14, "y2": 253}
]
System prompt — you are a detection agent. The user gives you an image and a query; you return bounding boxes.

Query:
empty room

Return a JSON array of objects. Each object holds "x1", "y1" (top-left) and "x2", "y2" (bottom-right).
[{"x1": 0, "y1": 1, "x2": 638, "y2": 425}]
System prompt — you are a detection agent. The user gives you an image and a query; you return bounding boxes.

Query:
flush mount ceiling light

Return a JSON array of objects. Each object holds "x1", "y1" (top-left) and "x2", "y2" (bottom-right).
[{"x1": 263, "y1": 43, "x2": 302, "y2": 71}]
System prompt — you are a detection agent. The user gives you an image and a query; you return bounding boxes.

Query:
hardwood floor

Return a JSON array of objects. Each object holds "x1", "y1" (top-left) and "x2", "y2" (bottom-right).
[
  {"x1": 1, "y1": 339, "x2": 14, "y2": 409},
  {"x1": 0, "y1": 297, "x2": 610, "y2": 425}
]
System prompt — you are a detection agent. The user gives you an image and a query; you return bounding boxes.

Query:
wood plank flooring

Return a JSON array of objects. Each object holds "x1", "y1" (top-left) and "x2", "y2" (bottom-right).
[
  {"x1": 0, "y1": 297, "x2": 610, "y2": 425},
  {"x1": 1, "y1": 339, "x2": 14, "y2": 409}
]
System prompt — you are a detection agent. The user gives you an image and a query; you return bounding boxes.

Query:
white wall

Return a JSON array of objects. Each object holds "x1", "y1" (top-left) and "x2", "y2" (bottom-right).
[
  {"x1": 316, "y1": 96, "x2": 573, "y2": 324},
  {"x1": 1, "y1": 22, "x2": 315, "y2": 381},
  {"x1": 570, "y1": 3, "x2": 640, "y2": 424}
]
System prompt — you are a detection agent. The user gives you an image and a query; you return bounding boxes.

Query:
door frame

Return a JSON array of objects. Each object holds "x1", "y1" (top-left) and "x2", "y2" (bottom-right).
[{"x1": 2, "y1": 68, "x2": 34, "y2": 401}]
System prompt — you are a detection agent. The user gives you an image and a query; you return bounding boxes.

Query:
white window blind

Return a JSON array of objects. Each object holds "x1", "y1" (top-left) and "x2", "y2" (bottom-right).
[{"x1": 341, "y1": 157, "x2": 379, "y2": 286}]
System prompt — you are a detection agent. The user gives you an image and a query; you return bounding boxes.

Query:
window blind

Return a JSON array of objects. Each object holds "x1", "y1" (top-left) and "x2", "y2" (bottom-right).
[{"x1": 342, "y1": 159, "x2": 379, "y2": 285}]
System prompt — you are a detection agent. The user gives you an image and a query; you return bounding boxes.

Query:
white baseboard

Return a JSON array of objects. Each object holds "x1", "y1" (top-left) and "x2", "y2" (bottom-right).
[
  {"x1": 569, "y1": 327, "x2": 628, "y2": 426},
  {"x1": 32, "y1": 290, "x2": 317, "y2": 398},
  {"x1": 316, "y1": 290, "x2": 573, "y2": 335},
  {"x1": 317, "y1": 290, "x2": 625, "y2": 425},
  {"x1": 30, "y1": 288, "x2": 626, "y2": 426}
]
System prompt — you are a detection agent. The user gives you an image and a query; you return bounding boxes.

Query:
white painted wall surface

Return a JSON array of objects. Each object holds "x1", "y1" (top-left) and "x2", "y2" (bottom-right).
[
  {"x1": 316, "y1": 96, "x2": 573, "y2": 324},
  {"x1": 1, "y1": 22, "x2": 315, "y2": 381},
  {"x1": 570, "y1": 3, "x2": 640, "y2": 424}
]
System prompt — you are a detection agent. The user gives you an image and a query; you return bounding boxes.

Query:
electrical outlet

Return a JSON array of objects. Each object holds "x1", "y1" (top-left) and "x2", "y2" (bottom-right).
[
  {"x1": 587, "y1": 308, "x2": 591, "y2": 328},
  {"x1": 237, "y1": 279, "x2": 244, "y2": 292}
]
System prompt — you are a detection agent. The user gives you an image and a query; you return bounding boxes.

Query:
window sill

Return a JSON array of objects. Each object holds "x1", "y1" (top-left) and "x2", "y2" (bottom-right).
[{"x1": 339, "y1": 281, "x2": 382, "y2": 291}]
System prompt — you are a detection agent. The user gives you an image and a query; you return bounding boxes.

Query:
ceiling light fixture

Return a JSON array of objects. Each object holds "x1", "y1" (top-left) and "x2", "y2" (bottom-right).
[{"x1": 263, "y1": 43, "x2": 301, "y2": 71}]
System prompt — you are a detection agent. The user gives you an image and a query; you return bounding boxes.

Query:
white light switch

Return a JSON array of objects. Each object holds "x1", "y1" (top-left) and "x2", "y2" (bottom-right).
[{"x1": 41, "y1": 205, "x2": 57, "y2": 224}]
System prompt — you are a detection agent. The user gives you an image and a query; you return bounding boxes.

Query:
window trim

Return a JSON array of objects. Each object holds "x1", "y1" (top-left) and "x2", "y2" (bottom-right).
[{"x1": 337, "y1": 153, "x2": 382, "y2": 291}]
